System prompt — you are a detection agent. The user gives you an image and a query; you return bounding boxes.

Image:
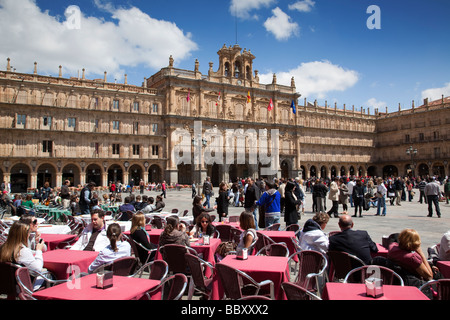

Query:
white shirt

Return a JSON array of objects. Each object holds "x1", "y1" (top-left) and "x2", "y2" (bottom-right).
[
  {"x1": 88, "y1": 241, "x2": 131, "y2": 273},
  {"x1": 17, "y1": 244, "x2": 43, "y2": 273},
  {"x1": 70, "y1": 224, "x2": 109, "y2": 252},
  {"x1": 298, "y1": 230, "x2": 329, "y2": 255}
]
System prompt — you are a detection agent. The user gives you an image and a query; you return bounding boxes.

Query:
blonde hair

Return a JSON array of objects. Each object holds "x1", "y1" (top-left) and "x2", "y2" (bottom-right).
[
  {"x1": 398, "y1": 228, "x2": 421, "y2": 251},
  {"x1": 0, "y1": 222, "x2": 30, "y2": 263},
  {"x1": 130, "y1": 212, "x2": 146, "y2": 234}
]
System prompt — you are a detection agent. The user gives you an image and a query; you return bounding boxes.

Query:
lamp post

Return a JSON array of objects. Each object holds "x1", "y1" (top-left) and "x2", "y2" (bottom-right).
[{"x1": 406, "y1": 146, "x2": 417, "y2": 177}]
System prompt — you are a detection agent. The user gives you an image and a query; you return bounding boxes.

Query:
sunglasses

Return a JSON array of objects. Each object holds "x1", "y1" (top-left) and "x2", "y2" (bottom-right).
[
  {"x1": 201, "y1": 220, "x2": 209, "y2": 224},
  {"x1": 32, "y1": 220, "x2": 38, "y2": 225}
]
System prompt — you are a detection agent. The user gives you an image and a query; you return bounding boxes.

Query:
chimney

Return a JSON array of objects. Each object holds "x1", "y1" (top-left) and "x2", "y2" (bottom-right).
[{"x1": 424, "y1": 98, "x2": 428, "y2": 106}]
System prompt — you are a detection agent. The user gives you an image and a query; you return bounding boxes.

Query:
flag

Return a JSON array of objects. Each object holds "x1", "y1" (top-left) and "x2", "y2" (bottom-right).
[
  {"x1": 268, "y1": 98, "x2": 274, "y2": 111},
  {"x1": 291, "y1": 100, "x2": 296, "y2": 114},
  {"x1": 216, "y1": 92, "x2": 221, "y2": 106},
  {"x1": 247, "y1": 91, "x2": 251, "y2": 104},
  {"x1": 187, "y1": 89, "x2": 190, "y2": 102}
]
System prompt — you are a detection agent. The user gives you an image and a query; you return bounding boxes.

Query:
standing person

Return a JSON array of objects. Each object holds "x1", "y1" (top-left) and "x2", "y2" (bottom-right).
[
  {"x1": 327, "y1": 177, "x2": 339, "y2": 218},
  {"x1": 202, "y1": 177, "x2": 213, "y2": 208},
  {"x1": 284, "y1": 181, "x2": 302, "y2": 226},
  {"x1": 191, "y1": 181, "x2": 197, "y2": 198},
  {"x1": 406, "y1": 179, "x2": 414, "y2": 202},
  {"x1": 244, "y1": 177, "x2": 259, "y2": 229},
  {"x1": 255, "y1": 180, "x2": 281, "y2": 228},
  {"x1": 424, "y1": 177, "x2": 441, "y2": 218},
  {"x1": 375, "y1": 177, "x2": 387, "y2": 216},
  {"x1": 387, "y1": 179, "x2": 396, "y2": 205},
  {"x1": 192, "y1": 195, "x2": 214, "y2": 223},
  {"x1": 139, "y1": 179, "x2": 145, "y2": 195},
  {"x1": 278, "y1": 178, "x2": 286, "y2": 214},
  {"x1": 216, "y1": 182, "x2": 230, "y2": 222},
  {"x1": 296, "y1": 178, "x2": 306, "y2": 216},
  {"x1": 394, "y1": 177, "x2": 403, "y2": 206},
  {"x1": 444, "y1": 178, "x2": 450, "y2": 205},
  {"x1": 160, "y1": 180, "x2": 167, "y2": 199},
  {"x1": 347, "y1": 177, "x2": 356, "y2": 208},
  {"x1": 60, "y1": 180, "x2": 71, "y2": 209},
  {"x1": 418, "y1": 178, "x2": 428, "y2": 204},
  {"x1": 79, "y1": 182, "x2": 96, "y2": 215},
  {"x1": 352, "y1": 179, "x2": 365, "y2": 218},
  {"x1": 338, "y1": 178, "x2": 349, "y2": 214},
  {"x1": 312, "y1": 179, "x2": 328, "y2": 213}
]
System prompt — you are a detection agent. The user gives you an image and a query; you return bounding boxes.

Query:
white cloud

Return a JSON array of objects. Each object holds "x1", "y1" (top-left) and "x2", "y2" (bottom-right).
[
  {"x1": 0, "y1": 0, "x2": 198, "y2": 81},
  {"x1": 264, "y1": 7, "x2": 299, "y2": 41},
  {"x1": 421, "y1": 83, "x2": 450, "y2": 101},
  {"x1": 366, "y1": 98, "x2": 387, "y2": 110},
  {"x1": 259, "y1": 60, "x2": 359, "y2": 99},
  {"x1": 230, "y1": 0, "x2": 276, "y2": 19},
  {"x1": 288, "y1": 0, "x2": 316, "y2": 12}
]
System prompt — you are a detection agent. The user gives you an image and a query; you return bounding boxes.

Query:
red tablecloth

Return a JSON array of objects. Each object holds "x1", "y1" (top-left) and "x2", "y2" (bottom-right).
[
  {"x1": 43, "y1": 250, "x2": 99, "y2": 280},
  {"x1": 372, "y1": 243, "x2": 388, "y2": 258},
  {"x1": 211, "y1": 255, "x2": 290, "y2": 300},
  {"x1": 41, "y1": 234, "x2": 77, "y2": 251},
  {"x1": 322, "y1": 282, "x2": 429, "y2": 300},
  {"x1": 33, "y1": 274, "x2": 160, "y2": 300},
  {"x1": 258, "y1": 230, "x2": 297, "y2": 256},
  {"x1": 155, "y1": 238, "x2": 221, "y2": 277},
  {"x1": 212, "y1": 221, "x2": 240, "y2": 229},
  {"x1": 436, "y1": 261, "x2": 450, "y2": 278},
  {"x1": 123, "y1": 227, "x2": 163, "y2": 244}
]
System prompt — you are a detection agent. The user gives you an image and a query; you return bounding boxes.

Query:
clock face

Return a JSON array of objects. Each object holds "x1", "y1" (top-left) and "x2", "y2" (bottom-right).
[{"x1": 237, "y1": 80, "x2": 242, "y2": 85}]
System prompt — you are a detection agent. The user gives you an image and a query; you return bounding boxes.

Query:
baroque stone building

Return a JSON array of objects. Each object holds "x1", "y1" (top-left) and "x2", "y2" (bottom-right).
[{"x1": 0, "y1": 45, "x2": 449, "y2": 192}]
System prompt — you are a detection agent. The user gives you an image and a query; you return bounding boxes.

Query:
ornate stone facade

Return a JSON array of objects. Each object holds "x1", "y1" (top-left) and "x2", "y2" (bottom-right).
[{"x1": 0, "y1": 46, "x2": 448, "y2": 192}]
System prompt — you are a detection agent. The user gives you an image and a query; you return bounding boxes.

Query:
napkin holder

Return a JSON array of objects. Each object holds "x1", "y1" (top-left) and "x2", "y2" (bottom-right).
[
  {"x1": 96, "y1": 271, "x2": 113, "y2": 289},
  {"x1": 203, "y1": 235, "x2": 210, "y2": 245},
  {"x1": 236, "y1": 248, "x2": 248, "y2": 260},
  {"x1": 381, "y1": 235, "x2": 389, "y2": 249},
  {"x1": 365, "y1": 277, "x2": 383, "y2": 298}
]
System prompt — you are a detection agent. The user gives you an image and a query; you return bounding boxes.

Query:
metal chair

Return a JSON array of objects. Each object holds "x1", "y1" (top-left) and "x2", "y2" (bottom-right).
[
  {"x1": 281, "y1": 281, "x2": 322, "y2": 300},
  {"x1": 146, "y1": 273, "x2": 188, "y2": 300},
  {"x1": 254, "y1": 232, "x2": 276, "y2": 254},
  {"x1": 14, "y1": 265, "x2": 69, "y2": 297},
  {"x1": 130, "y1": 260, "x2": 169, "y2": 281},
  {"x1": 159, "y1": 244, "x2": 198, "y2": 275},
  {"x1": 90, "y1": 257, "x2": 139, "y2": 276},
  {"x1": 256, "y1": 242, "x2": 289, "y2": 257},
  {"x1": 288, "y1": 250, "x2": 328, "y2": 297},
  {"x1": 215, "y1": 263, "x2": 275, "y2": 300},
  {"x1": 215, "y1": 224, "x2": 233, "y2": 242},
  {"x1": 327, "y1": 250, "x2": 366, "y2": 282},
  {"x1": 264, "y1": 223, "x2": 281, "y2": 231},
  {"x1": 185, "y1": 252, "x2": 215, "y2": 300},
  {"x1": 182, "y1": 210, "x2": 189, "y2": 217},
  {"x1": 123, "y1": 234, "x2": 157, "y2": 266},
  {"x1": 238, "y1": 295, "x2": 272, "y2": 300},
  {"x1": 419, "y1": 279, "x2": 450, "y2": 300},
  {"x1": 343, "y1": 265, "x2": 404, "y2": 286},
  {"x1": 151, "y1": 216, "x2": 166, "y2": 229}
]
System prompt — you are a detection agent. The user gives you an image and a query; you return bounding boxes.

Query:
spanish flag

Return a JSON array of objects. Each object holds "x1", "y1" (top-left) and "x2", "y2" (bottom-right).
[
  {"x1": 216, "y1": 92, "x2": 221, "y2": 106},
  {"x1": 247, "y1": 91, "x2": 251, "y2": 104}
]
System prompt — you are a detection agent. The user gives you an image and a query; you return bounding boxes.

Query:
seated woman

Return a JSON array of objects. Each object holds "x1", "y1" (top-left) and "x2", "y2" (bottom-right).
[
  {"x1": 159, "y1": 216, "x2": 190, "y2": 259},
  {"x1": 19, "y1": 215, "x2": 48, "y2": 252},
  {"x1": 129, "y1": 212, "x2": 157, "y2": 264},
  {"x1": 190, "y1": 212, "x2": 216, "y2": 238},
  {"x1": 298, "y1": 212, "x2": 329, "y2": 255},
  {"x1": 88, "y1": 223, "x2": 131, "y2": 273},
  {"x1": 0, "y1": 221, "x2": 45, "y2": 274},
  {"x1": 387, "y1": 228, "x2": 434, "y2": 284},
  {"x1": 236, "y1": 211, "x2": 258, "y2": 251}
]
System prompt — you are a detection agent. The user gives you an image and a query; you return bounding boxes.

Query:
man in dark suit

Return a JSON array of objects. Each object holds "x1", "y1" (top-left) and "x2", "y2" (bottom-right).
[{"x1": 328, "y1": 215, "x2": 378, "y2": 264}]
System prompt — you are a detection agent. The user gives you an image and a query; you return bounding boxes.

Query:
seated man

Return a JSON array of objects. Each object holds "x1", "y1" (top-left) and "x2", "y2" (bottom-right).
[
  {"x1": 118, "y1": 196, "x2": 135, "y2": 221},
  {"x1": 141, "y1": 197, "x2": 156, "y2": 214},
  {"x1": 328, "y1": 214, "x2": 378, "y2": 264},
  {"x1": 154, "y1": 195, "x2": 165, "y2": 211},
  {"x1": 70, "y1": 210, "x2": 109, "y2": 251}
]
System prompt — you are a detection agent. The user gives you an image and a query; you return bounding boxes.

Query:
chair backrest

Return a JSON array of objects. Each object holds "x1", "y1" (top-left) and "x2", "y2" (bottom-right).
[
  {"x1": 0, "y1": 262, "x2": 20, "y2": 298},
  {"x1": 151, "y1": 216, "x2": 165, "y2": 229},
  {"x1": 256, "y1": 243, "x2": 289, "y2": 257},
  {"x1": 238, "y1": 295, "x2": 272, "y2": 300},
  {"x1": 344, "y1": 265, "x2": 404, "y2": 286},
  {"x1": 171, "y1": 209, "x2": 179, "y2": 214},
  {"x1": 182, "y1": 210, "x2": 189, "y2": 217},
  {"x1": 215, "y1": 224, "x2": 232, "y2": 242},
  {"x1": 215, "y1": 263, "x2": 244, "y2": 299},
  {"x1": 185, "y1": 252, "x2": 213, "y2": 289},
  {"x1": 264, "y1": 223, "x2": 280, "y2": 231},
  {"x1": 285, "y1": 224, "x2": 300, "y2": 233},
  {"x1": 328, "y1": 250, "x2": 365, "y2": 282},
  {"x1": 228, "y1": 216, "x2": 239, "y2": 223},
  {"x1": 291, "y1": 250, "x2": 328, "y2": 291},
  {"x1": 111, "y1": 257, "x2": 138, "y2": 276},
  {"x1": 160, "y1": 274, "x2": 188, "y2": 300},
  {"x1": 230, "y1": 227, "x2": 242, "y2": 245},
  {"x1": 149, "y1": 260, "x2": 169, "y2": 281},
  {"x1": 254, "y1": 232, "x2": 275, "y2": 254},
  {"x1": 281, "y1": 282, "x2": 321, "y2": 300},
  {"x1": 15, "y1": 267, "x2": 34, "y2": 296},
  {"x1": 420, "y1": 279, "x2": 450, "y2": 300},
  {"x1": 160, "y1": 244, "x2": 196, "y2": 274}
]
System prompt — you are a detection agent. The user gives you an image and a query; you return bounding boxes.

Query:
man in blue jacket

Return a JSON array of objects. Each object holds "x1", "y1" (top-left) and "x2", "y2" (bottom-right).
[{"x1": 255, "y1": 180, "x2": 281, "y2": 229}]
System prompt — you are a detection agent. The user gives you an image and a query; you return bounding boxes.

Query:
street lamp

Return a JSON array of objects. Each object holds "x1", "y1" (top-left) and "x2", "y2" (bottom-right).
[{"x1": 406, "y1": 146, "x2": 418, "y2": 177}]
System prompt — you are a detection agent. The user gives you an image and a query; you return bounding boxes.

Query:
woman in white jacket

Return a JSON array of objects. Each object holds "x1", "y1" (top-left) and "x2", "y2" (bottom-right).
[{"x1": 298, "y1": 212, "x2": 330, "y2": 255}]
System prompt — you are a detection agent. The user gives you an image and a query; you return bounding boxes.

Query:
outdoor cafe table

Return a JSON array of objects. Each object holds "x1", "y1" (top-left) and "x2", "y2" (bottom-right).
[
  {"x1": 40, "y1": 233, "x2": 77, "y2": 250},
  {"x1": 43, "y1": 249, "x2": 99, "y2": 280},
  {"x1": 436, "y1": 261, "x2": 450, "y2": 278},
  {"x1": 258, "y1": 230, "x2": 297, "y2": 257},
  {"x1": 322, "y1": 282, "x2": 429, "y2": 300},
  {"x1": 32, "y1": 274, "x2": 160, "y2": 300},
  {"x1": 123, "y1": 226, "x2": 163, "y2": 244},
  {"x1": 37, "y1": 224, "x2": 71, "y2": 235},
  {"x1": 372, "y1": 243, "x2": 388, "y2": 258},
  {"x1": 211, "y1": 255, "x2": 290, "y2": 300}
]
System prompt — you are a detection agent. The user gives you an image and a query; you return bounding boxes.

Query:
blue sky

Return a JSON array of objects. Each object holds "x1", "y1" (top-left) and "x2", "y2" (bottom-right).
[{"x1": 1, "y1": 0, "x2": 449, "y2": 112}]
